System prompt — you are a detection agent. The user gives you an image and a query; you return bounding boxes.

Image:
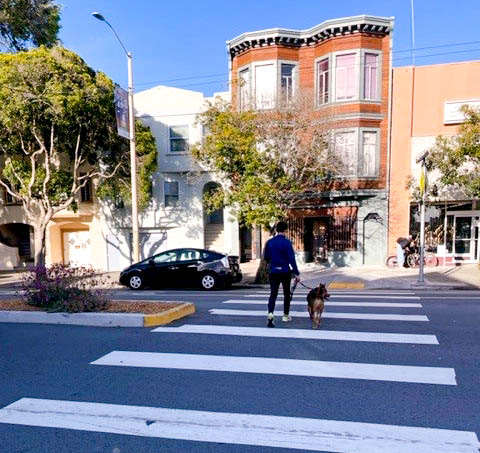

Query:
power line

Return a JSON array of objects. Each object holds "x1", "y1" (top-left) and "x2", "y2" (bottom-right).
[{"x1": 134, "y1": 38, "x2": 480, "y2": 87}]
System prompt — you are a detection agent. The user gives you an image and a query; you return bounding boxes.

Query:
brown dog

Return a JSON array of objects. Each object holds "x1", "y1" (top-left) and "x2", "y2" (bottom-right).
[{"x1": 307, "y1": 284, "x2": 330, "y2": 329}]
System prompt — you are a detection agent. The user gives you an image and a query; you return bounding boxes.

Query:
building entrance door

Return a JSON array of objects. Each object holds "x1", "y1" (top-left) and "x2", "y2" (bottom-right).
[
  {"x1": 312, "y1": 219, "x2": 329, "y2": 263},
  {"x1": 63, "y1": 230, "x2": 91, "y2": 267},
  {"x1": 453, "y1": 215, "x2": 478, "y2": 262}
]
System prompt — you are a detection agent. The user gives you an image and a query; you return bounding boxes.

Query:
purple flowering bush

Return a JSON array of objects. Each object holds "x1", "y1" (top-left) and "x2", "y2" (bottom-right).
[{"x1": 21, "y1": 264, "x2": 111, "y2": 313}]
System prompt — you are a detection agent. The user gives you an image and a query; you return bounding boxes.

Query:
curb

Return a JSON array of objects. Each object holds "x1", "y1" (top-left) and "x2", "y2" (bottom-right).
[
  {"x1": 0, "y1": 303, "x2": 195, "y2": 328},
  {"x1": 143, "y1": 303, "x2": 195, "y2": 327}
]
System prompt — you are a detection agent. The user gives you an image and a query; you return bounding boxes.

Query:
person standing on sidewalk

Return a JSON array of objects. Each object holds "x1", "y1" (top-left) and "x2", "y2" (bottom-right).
[{"x1": 263, "y1": 221, "x2": 300, "y2": 327}]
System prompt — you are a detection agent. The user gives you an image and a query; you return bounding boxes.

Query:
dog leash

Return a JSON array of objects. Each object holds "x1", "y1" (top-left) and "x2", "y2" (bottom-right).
[{"x1": 297, "y1": 281, "x2": 315, "y2": 290}]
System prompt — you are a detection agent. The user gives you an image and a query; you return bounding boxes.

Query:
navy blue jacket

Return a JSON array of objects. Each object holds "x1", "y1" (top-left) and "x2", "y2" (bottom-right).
[{"x1": 263, "y1": 234, "x2": 299, "y2": 275}]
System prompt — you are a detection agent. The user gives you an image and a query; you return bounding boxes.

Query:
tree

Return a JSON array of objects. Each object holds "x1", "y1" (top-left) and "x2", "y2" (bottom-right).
[
  {"x1": 0, "y1": 0, "x2": 60, "y2": 51},
  {"x1": 0, "y1": 46, "x2": 157, "y2": 264},
  {"x1": 191, "y1": 91, "x2": 336, "y2": 229},
  {"x1": 427, "y1": 106, "x2": 480, "y2": 198}
]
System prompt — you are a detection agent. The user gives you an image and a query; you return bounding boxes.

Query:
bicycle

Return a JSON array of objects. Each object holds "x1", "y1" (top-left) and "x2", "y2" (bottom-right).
[
  {"x1": 385, "y1": 255, "x2": 399, "y2": 268},
  {"x1": 406, "y1": 251, "x2": 439, "y2": 268}
]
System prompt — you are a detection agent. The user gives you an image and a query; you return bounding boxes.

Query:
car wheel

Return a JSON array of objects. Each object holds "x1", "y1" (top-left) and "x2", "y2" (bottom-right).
[
  {"x1": 128, "y1": 273, "x2": 144, "y2": 290},
  {"x1": 200, "y1": 272, "x2": 217, "y2": 290}
]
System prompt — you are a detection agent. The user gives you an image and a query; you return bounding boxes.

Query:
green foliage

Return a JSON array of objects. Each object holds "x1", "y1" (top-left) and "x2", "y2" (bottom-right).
[
  {"x1": 0, "y1": 46, "x2": 157, "y2": 212},
  {"x1": 191, "y1": 98, "x2": 331, "y2": 228},
  {"x1": 428, "y1": 106, "x2": 480, "y2": 197},
  {"x1": 96, "y1": 120, "x2": 158, "y2": 210},
  {"x1": 0, "y1": 0, "x2": 60, "y2": 51}
]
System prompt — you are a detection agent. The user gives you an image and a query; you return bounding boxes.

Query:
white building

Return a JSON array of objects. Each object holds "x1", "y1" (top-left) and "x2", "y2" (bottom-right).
[{"x1": 100, "y1": 86, "x2": 241, "y2": 271}]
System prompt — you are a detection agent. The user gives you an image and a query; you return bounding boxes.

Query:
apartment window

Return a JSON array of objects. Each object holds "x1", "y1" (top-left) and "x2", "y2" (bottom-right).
[
  {"x1": 255, "y1": 63, "x2": 275, "y2": 109},
  {"x1": 317, "y1": 58, "x2": 329, "y2": 105},
  {"x1": 80, "y1": 174, "x2": 92, "y2": 202},
  {"x1": 164, "y1": 181, "x2": 179, "y2": 207},
  {"x1": 333, "y1": 129, "x2": 379, "y2": 178},
  {"x1": 3, "y1": 187, "x2": 21, "y2": 205},
  {"x1": 169, "y1": 125, "x2": 189, "y2": 152},
  {"x1": 360, "y1": 131, "x2": 378, "y2": 176},
  {"x1": 334, "y1": 131, "x2": 357, "y2": 176},
  {"x1": 364, "y1": 53, "x2": 379, "y2": 100},
  {"x1": 239, "y1": 67, "x2": 250, "y2": 110},
  {"x1": 335, "y1": 54, "x2": 356, "y2": 101},
  {"x1": 281, "y1": 63, "x2": 295, "y2": 103}
]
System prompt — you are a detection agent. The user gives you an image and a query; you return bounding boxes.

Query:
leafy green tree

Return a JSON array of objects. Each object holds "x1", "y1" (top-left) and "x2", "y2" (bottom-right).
[
  {"x1": 428, "y1": 106, "x2": 480, "y2": 197},
  {"x1": 0, "y1": 46, "x2": 156, "y2": 264},
  {"x1": 0, "y1": 0, "x2": 60, "y2": 51},
  {"x1": 191, "y1": 93, "x2": 335, "y2": 229}
]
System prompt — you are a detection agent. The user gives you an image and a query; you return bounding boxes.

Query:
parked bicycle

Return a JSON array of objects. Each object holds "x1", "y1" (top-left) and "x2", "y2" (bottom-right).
[{"x1": 386, "y1": 250, "x2": 438, "y2": 268}]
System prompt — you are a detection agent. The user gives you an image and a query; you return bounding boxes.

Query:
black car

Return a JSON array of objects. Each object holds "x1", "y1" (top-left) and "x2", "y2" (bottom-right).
[{"x1": 119, "y1": 248, "x2": 242, "y2": 290}]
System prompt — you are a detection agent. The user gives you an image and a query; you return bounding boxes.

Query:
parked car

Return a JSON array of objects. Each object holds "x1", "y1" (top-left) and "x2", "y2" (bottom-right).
[{"x1": 119, "y1": 248, "x2": 242, "y2": 290}]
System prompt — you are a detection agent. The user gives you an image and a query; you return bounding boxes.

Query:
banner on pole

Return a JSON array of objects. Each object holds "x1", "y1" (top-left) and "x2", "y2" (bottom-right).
[{"x1": 114, "y1": 85, "x2": 130, "y2": 139}]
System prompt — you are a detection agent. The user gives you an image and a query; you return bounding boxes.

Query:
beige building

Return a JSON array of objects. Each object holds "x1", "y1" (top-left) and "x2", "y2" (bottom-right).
[{"x1": 389, "y1": 60, "x2": 480, "y2": 264}]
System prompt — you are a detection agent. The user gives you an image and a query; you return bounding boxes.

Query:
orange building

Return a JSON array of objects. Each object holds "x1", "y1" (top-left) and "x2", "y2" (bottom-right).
[
  {"x1": 389, "y1": 61, "x2": 480, "y2": 264},
  {"x1": 227, "y1": 15, "x2": 394, "y2": 266}
]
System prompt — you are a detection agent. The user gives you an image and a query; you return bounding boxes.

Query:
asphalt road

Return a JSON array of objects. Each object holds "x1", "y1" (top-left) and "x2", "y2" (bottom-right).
[{"x1": 1, "y1": 285, "x2": 479, "y2": 452}]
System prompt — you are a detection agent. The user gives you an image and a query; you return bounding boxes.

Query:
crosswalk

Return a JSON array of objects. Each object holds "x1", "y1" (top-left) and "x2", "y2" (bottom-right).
[{"x1": 0, "y1": 287, "x2": 479, "y2": 452}]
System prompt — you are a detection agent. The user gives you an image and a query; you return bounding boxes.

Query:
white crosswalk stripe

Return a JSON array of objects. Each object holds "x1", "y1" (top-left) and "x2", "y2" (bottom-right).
[
  {"x1": 223, "y1": 299, "x2": 423, "y2": 307},
  {"x1": 1, "y1": 398, "x2": 478, "y2": 453},
  {"x1": 248, "y1": 293, "x2": 421, "y2": 299},
  {"x1": 209, "y1": 308, "x2": 429, "y2": 321},
  {"x1": 152, "y1": 324, "x2": 439, "y2": 344},
  {"x1": 3, "y1": 288, "x2": 472, "y2": 452},
  {"x1": 91, "y1": 351, "x2": 456, "y2": 385}
]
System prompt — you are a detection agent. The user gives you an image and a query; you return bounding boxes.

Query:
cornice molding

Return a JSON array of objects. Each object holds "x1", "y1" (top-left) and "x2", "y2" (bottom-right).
[{"x1": 227, "y1": 15, "x2": 394, "y2": 58}]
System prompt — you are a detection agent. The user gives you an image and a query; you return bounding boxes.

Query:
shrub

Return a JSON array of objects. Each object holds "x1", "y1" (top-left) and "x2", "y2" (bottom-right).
[{"x1": 21, "y1": 263, "x2": 111, "y2": 313}]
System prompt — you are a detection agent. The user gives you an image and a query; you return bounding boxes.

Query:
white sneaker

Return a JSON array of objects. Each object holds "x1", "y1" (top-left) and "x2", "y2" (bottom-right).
[
  {"x1": 267, "y1": 312, "x2": 274, "y2": 320},
  {"x1": 282, "y1": 315, "x2": 292, "y2": 322}
]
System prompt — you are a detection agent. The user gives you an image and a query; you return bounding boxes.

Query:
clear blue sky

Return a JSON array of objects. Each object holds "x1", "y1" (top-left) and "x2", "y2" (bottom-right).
[{"x1": 59, "y1": 0, "x2": 480, "y2": 96}]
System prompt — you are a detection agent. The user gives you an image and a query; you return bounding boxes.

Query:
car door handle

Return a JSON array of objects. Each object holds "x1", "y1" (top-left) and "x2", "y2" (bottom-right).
[
  {"x1": 168, "y1": 266, "x2": 178, "y2": 270},
  {"x1": 187, "y1": 264, "x2": 198, "y2": 268}
]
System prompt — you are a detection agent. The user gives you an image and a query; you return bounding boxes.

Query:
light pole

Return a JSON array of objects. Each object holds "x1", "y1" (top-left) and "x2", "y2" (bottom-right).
[
  {"x1": 92, "y1": 12, "x2": 140, "y2": 263},
  {"x1": 416, "y1": 150, "x2": 429, "y2": 284}
]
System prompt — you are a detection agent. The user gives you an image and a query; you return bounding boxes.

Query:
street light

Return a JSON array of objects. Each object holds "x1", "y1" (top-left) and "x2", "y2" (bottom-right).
[{"x1": 92, "y1": 12, "x2": 140, "y2": 264}]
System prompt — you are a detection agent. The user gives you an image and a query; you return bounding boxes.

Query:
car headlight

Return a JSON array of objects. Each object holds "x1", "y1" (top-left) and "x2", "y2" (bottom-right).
[{"x1": 220, "y1": 257, "x2": 229, "y2": 268}]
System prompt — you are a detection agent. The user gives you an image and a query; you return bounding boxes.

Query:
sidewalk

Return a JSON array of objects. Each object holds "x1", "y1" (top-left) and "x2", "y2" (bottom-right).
[{"x1": 240, "y1": 261, "x2": 480, "y2": 290}]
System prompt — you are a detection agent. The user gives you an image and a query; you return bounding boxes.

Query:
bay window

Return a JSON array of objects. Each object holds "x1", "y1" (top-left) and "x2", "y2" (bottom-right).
[
  {"x1": 364, "y1": 53, "x2": 379, "y2": 100},
  {"x1": 316, "y1": 58, "x2": 329, "y2": 105},
  {"x1": 333, "y1": 128, "x2": 379, "y2": 178},
  {"x1": 255, "y1": 63, "x2": 276, "y2": 109},
  {"x1": 239, "y1": 67, "x2": 250, "y2": 110},
  {"x1": 335, "y1": 53, "x2": 356, "y2": 101},
  {"x1": 281, "y1": 63, "x2": 296, "y2": 103}
]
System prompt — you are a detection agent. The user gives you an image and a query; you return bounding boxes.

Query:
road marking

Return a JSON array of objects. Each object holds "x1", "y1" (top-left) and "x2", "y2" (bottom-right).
[
  {"x1": 209, "y1": 309, "x2": 429, "y2": 322},
  {"x1": 250, "y1": 293, "x2": 421, "y2": 300},
  {"x1": 1, "y1": 398, "x2": 477, "y2": 452},
  {"x1": 223, "y1": 299, "x2": 423, "y2": 308},
  {"x1": 91, "y1": 351, "x2": 455, "y2": 385},
  {"x1": 152, "y1": 324, "x2": 439, "y2": 345}
]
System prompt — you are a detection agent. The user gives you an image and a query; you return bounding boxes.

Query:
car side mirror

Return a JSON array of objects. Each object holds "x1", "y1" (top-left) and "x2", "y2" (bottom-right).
[{"x1": 148, "y1": 258, "x2": 155, "y2": 266}]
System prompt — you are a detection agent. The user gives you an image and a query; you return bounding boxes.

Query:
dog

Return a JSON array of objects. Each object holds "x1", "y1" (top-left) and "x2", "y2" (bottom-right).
[{"x1": 307, "y1": 283, "x2": 330, "y2": 329}]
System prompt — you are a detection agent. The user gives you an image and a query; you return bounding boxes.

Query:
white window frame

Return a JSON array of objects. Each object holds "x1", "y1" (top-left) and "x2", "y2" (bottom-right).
[
  {"x1": 169, "y1": 125, "x2": 189, "y2": 153},
  {"x1": 237, "y1": 60, "x2": 299, "y2": 111},
  {"x1": 331, "y1": 127, "x2": 380, "y2": 178},
  {"x1": 332, "y1": 51, "x2": 360, "y2": 102},
  {"x1": 314, "y1": 55, "x2": 331, "y2": 107},
  {"x1": 164, "y1": 180, "x2": 179, "y2": 208},
  {"x1": 278, "y1": 60, "x2": 299, "y2": 105},
  {"x1": 238, "y1": 65, "x2": 251, "y2": 111},
  {"x1": 359, "y1": 127, "x2": 381, "y2": 177},
  {"x1": 360, "y1": 49, "x2": 382, "y2": 101}
]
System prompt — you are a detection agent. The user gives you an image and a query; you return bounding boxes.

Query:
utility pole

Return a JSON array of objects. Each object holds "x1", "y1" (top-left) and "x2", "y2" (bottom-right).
[
  {"x1": 416, "y1": 150, "x2": 429, "y2": 284},
  {"x1": 92, "y1": 12, "x2": 140, "y2": 263}
]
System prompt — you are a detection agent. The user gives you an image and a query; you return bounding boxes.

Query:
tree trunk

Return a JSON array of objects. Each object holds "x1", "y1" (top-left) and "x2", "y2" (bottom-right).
[
  {"x1": 33, "y1": 223, "x2": 47, "y2": 266},
  {"x1": 254, "y1": 258, "x2": 269, "y2": 284}
]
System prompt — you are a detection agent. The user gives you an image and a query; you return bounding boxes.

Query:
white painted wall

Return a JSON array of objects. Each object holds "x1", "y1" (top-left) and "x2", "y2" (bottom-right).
[{"x1": 100, "y1": 86, "x2": 239, "y2": 270}]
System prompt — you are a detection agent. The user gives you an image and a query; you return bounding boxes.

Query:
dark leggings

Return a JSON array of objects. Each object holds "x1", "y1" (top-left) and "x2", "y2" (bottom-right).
[{"x1": 268, "y1": 272, "x2": 292, "y2": 315}]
